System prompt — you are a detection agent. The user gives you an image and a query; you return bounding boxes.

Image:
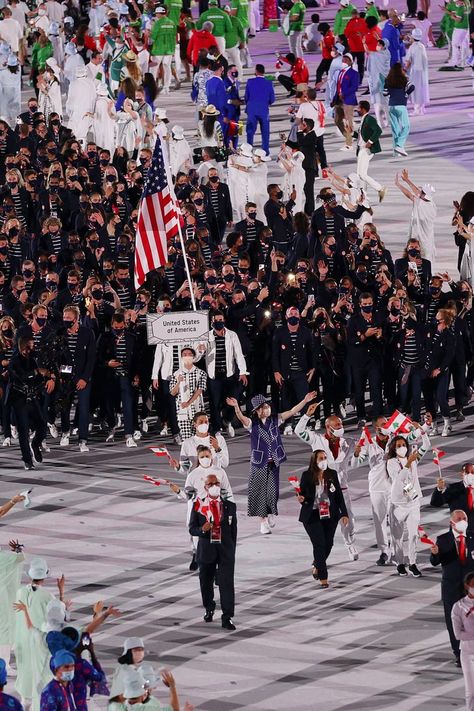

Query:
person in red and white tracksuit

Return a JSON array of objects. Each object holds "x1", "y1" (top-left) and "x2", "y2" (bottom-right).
[{"x1": 294, "y1": 406, "x2": 358, "y2": 560}]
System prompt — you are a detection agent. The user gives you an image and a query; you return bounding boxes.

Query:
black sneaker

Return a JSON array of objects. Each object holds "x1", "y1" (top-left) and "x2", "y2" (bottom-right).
[
  {"x1": 222, "y1": 617, "x2": 236, "y2": 631},
  {"x1": 455, "y1": 656, "x2": 462, "y2": 667},
  {"x1": 24, "y1": 462, "x2": 35, "y2": 471},
  {"x1": 189, "y1": 554, "x2": 198, "y2": 572},
  {"x1": 376, "y1": 552, "x2": 388, "y2": 566},
  {"x1": 31, "y1": 442, "x2": 43, "y2": 463},
  {"x1": 397, "y1": 564, "x2": 408, "y2": 576},
  {"x1": 408, "y1": 564, "x2": 422, "y2": 578},
  {"x1": 204, "y1": 610, "x2": 214, "y2": 623}
]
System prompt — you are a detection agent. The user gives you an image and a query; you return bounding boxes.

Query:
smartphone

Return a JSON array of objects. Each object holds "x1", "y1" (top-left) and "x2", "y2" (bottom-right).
[
  {"x1": 408, "y1": 261, "x2": 418, "y2": 274},
  {"x1": 307, "y1": 294, "x2": 315, "y2": 305}
]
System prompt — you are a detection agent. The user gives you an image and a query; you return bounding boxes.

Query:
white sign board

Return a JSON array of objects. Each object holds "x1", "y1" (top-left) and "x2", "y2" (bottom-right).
[{"x1": 146, "y1": 311, "x2": 210, "y2": 345}]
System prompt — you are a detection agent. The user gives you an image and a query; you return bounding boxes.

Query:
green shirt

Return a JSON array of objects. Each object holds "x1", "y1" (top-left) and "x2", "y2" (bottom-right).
[
  {"x1": 231, "y1": 0, "x2": 249, "y2": 29},
  {"x1": 165, "y1": 0, "x2": 182, "y2": 25},
  {"x1": 288, "y1": 0, "x2": 306, "y2": 32},
  {"x1": 333, "y1": 4, "x2": 356, "y2": 35},
  {"x1": 441, "y1": 0, "x2": 457, "y2": 35},
  {"x1": 197, "y1": 7, "x2": 232, "y2": 37},
  {"x1": 225, "y1": 14, "x2": 245, "y2": 48},
  {"x1": 150, "y1": 17, "x2": 177, "y2": 55},
  {"x1": 453, "y1": 0, "x2": 469, "y2": 29},
  {"x1": 364, "y1": 4, "x2": 380, "y2": 21},
  {"x1": 31, "y1": 41, "x2": 53, "y2": 70}
]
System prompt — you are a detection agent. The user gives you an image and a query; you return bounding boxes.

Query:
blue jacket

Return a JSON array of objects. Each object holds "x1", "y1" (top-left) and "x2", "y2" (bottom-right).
[
  {"x1": 205, "y1": 76, "x2": 228, "y2": 116},
  {"x1": 382, "y1": 21, "x2": 405, "y2": 65},
  {"x1": 244, "y1": 76, "x2": 275, "y2": 116},
  {"x1": 223, "y1": 76, "x2": 241, "y2": 120},
  {"x1": 332, "y1": 66, "x2": 360, "y2": 106}
]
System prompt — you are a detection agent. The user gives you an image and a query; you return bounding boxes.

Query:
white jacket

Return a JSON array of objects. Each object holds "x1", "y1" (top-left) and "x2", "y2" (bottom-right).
[
  {"x1": 205, "y1": 327, "x2": 248, "y2": 379},
  {"x1": 151, "y1": 341, "x2": 207, "y2": 381}
]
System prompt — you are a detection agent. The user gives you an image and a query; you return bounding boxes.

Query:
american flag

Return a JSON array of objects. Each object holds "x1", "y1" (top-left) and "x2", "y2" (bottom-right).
[{"x1": 134, "y1": 138, "x2": 179, "y2": 288}]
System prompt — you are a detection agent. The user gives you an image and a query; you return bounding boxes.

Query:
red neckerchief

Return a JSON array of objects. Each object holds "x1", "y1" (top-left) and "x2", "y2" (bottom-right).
[
  {"x1": 325, "y1": 433, "x2": 339, "y2": 459},
  {"x1": 376, "y1": 436, "x2": 387, "y2": 450}
]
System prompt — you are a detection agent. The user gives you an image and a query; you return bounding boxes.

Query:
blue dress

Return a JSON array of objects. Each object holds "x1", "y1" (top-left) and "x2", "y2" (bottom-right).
[{"x1": 246, "y1": 415, "x2": 287, "y2": 517}]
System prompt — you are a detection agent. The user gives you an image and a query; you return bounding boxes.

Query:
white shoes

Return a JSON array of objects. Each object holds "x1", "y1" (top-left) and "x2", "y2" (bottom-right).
[
  {"x1": 106, "y1": 428, "x2": 115, "y2": 442},
  {"x1": 283, "y1": 424, "x2": 293, "y2": 436},
  {"x1": 429, "y1": 423, "x2": 439, "y2": 436},
  {"x1": 174, "y1": 433, "x2": 183, "y2": 445},
  {"x1": 267, "y1": 514, "x2": 276, "y2": 528},
  {"x1": 226, "y1": 422, "x2": 235, "y2": 438},
  {"x1": 395, "y1": 146, "x2": 408, "y2": 156},
  {"x1": 48, "y1": 423, "x2": 58, "y2": 439},
  {"x1": 441, "y1": 418, "x2": 452, "y2": 437},
  {"x1": 142, "y1": 418, "x2": 149, "y2": 433},
  {"x1": 41, "y1": 440, "x2": 50, "y2": 452},
  {"x1": 79, "y1": 441, "x2": 89, "y2": 453},
  {"x1": 260, "y1": 520, "x2": 272, "y2": 535},
  {"x1": 160, "y1": 424, "x2": 169, "y2": 436},
  {"x1": 133, "y1": 430, "x2": 142, "y2": 441},
  {"x1": 339, "y1": 145, "x2": 354, "y2": 151},
  {"x1": 11, "y1": 425, "x2": 18, "y2": 439},
  {"x1": 2, "y1": 437, "x2": 11, "y2": 447},
  {"x1": 126, "y1": 436, "x2": 137, "y2": 448},
  {"x1": 314, "y1": 418, "x2": 321, "y2": 431},
  {"x1": 60, "y1": 432, "x2": 70, "y2": 447},
  {"x1": 347, "y1": 544, "x2": 359, "y2": 561}
]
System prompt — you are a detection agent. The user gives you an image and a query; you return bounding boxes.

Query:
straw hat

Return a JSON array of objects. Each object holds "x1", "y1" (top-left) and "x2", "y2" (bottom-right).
[{"x1": 202, "y1": 104, "x2": 220, "y2": 116}]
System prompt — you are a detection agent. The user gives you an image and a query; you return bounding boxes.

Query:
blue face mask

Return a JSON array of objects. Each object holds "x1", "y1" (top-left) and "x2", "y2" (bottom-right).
[
  {"x1": 361, "y1": 305, "x2": 372, "y2": 313},
  {"x1": 61, "y1": 670, "x2": 74, "y2": 682}
]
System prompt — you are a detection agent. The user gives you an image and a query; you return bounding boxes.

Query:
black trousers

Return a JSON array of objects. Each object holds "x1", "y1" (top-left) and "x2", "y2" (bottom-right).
[
  {"x1": 281, "y1": 372, "x2": 309, "y2": 424},
  {"x1": 407, "y1": 0, "x2": 417, "y2": 14},
  {"x1": 208, "y1": 374, "x2": 240, "y2": 432},
  {"x1": 443, "y1": 593, "x2": 461, "y2": 657},
  {"x1": 302, "y1": 510, "x2": 339, "y2": 580},
  {"x1": 199, "y1": 554, "x2": 235, "y2": 618},
  {"x1": 11, "y1": 396, "x2": 47, "y2": 466},
  {"x1": 315, "y1": 57, "x2": 332, "y2": 83},
  {"x1": 422, "y1": 370, "x2": 450, "y2": 418},
  {"x1": 315, "y1": 134, "x2": 327, "y2": 170},
  {"x1": 278, "y1": 74, "x2": 296, "y2": 94},
  {"x1": 303, "y1": 168, "x2": 317, "y2": 215},
  {"x1": 352, "y1": 51, "x2": 365, "y2": 82},
  {"x1": 351, "y1": 359, "x2": 383, "y2": 419}
]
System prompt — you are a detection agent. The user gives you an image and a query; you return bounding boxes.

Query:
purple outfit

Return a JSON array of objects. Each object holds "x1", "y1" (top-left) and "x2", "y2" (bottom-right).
[
  {"x1": 0, "y1": 692, "x2": 24, "y2": 711},
  {"x1": 247, "y1": 415, "x2": 287, "y2": 517}
]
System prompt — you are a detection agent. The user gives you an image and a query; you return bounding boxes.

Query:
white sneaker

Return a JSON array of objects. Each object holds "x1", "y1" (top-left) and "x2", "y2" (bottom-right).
[
  {"x1": 429, "y1": 424, "x2": 439, "y2": 436},
  {"x1": 174, "y1": 433, "x2": 183, "y2": 445},
  {"x1": 11, "y1": 425, "x2": 18, "y2": 439},
  {"x1": 79, "y1": 441, "x2": 90, "y2": 453},
  {"x1": 441, "y1": 419, "x2": 452, "y2": 437},
  {"x1": 226, "y1": 422, "x2": 235, "y2": 438},
  {"x1": 339, "y1": 403, "x2": 347, "y2": 418},
  {"x1": 2, "y1": 437, "x2": 11, "y2": 447},
  {"x1": 267, "y1": 514, "x2": 276, "y2": 528},
  {"x1": 117, "y1": 414, "x2": 122, "y2": 429},
  {"x1": 160, "y1": 424, "x2": 169, "y2": 436},
  {"x1": 260, "y1": 521, "x2": 271, "y2": 535},
  {"x1": 142, "y1": 418, "x2": 149, "y2": 433},
  {"x1": 339, "y1": 145, "x2": 354, "y2": 151},
  {"x1": 126, "y1": 436, "x2": 137, "y2": 448},
  {"x1": 395, "y1": 146, "x2": 408, "y2": 157},
  {"x1": 41, "y1": 440, "x2": 50, "y2": 452},
  {"x1": 283, "y1": 424, "x2": 293, "y2": 436},
  {"x1": 106, "y1": 428, "x2": 115, "y2": 442},
  {"x1": 347, "y1": 544, "x2": 359, "y2": 561},
  {"x1": 72, "y1": 427, "x2": 78, "y2": 436},
  {"x1": 314, "y1": 418, "x2": 321, "y2": 431},
  {"x1": 48, "y1": 423, "x2": 58, "y2": 439},
  {"x1": 60, "y1": 432, "x2": 70, "y2": 447},
  {"x1": 133, "y1": 430, "x2": 142, "y2": 441}
]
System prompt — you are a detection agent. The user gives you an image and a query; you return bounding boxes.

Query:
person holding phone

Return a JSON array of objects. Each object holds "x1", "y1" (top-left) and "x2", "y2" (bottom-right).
[{"x1": 297, "y1": 449, "x2": 349, "y2": 588}]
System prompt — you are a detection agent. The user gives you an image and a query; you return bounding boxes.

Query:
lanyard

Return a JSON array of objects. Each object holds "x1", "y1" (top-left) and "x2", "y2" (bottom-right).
[{"x1": 59, "y1": 681, "x2": 76, "y2": 711}]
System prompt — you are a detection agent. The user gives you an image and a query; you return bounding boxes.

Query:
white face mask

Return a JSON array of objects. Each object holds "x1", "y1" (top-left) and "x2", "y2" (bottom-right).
[
  {"x1": 465, "y1": 473, "x2": 474, "y2": 487},
  {"x1": 182, "y1": 356, "x2": 194, "y2": 366},
  {"x1": 396, "y1": 445, "x2": 408, "y2": 458},
  {"x1": 199, "y1": 457, "x2": 211, "y2": 468},
  {"x1": 196, "y1": 423, "x2": 208, "y2": 434},
  {"x1": 454, "y1": 519, "x2": 468, "y2": 534},
  {"x1": 208, "y1": 485, "x2": 220, "y2": 497},
  {"x1": 319, "y1": 460, "x2": 328, "y2": 471},
  {"x1": 331, "y1": 426, "x2": 344, "y2": 438}
]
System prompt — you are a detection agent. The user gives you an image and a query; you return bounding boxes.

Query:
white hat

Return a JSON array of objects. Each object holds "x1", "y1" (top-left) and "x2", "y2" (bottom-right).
[
  {"x1": 172, "y1": 124, "x2": 185, "y2": 139},
  {"x1": 76, "y1": 66, "x2": 87, "y2": 78},
  {"x1": 411, "y1": 28, "x2": 423, "y2": 40},
  {"x1": 48, "y1": 21, "x2": 59, "y2": 35},
  {"x1": 421, "y1": 183, "x2": 435, "y2": 199},
  {"x1": 28, "y1": 557, "x2": 49, "y2": 579},
  {"x1": 123, "y1": 637, "x2": 144, "y2": 653},
  {"x1": 119, "y1": 2, "x2": 129, "y2": 12},
  {"x1": 46, "y1": 599, "x2": 66, "y2": 631},
  {"x1": 139, "y1": 663, "x2": 158, "y2": 689},
  {"x1": 154, "y1": 107, "x2": 167, "y2": 120},
  {"x1": 253, "y1": 148, "x2": 271, "y2": 162},
  {"x1": 123, "y1": 675, "x2": 145, "y2": 700},
  {"x1": 64, "y1": 15, "x2": 74, "y2": 23},
  {"x1": 7, "y1": 54, "x2": 18, "y2": 67},
  {"x1": 343, "y1": 52, "x2": 353, "y2": 62},
  {"x1": 155, "y1": 5, "x2": 166, "y2": 12},
  {"x1": 240, "y1": 142, "x2": 253, "y2": 157},
  {"x1": 340, "y1": 0, "x2": 349, "y2": 6},
  {"x1": 65, "y1": 42, "x2": 77, "y2": 55},
  {"x1": 46, "y1": 57, "x2": 61, "y2": 77}
]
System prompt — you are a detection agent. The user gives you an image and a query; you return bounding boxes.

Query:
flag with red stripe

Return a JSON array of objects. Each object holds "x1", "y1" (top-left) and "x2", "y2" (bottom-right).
[
  {"x1": 433, "y1": 448, "x2": 446, "y2": 465},
  {"x1": 134, "y1": 137, "x2": 180, "y2": 288},
  {"x1": 418, "y1": 524, "x2": 435, "y2": 546},
  {"x1": 382, "y1": 410, "x2": 413, "y2": 435}
]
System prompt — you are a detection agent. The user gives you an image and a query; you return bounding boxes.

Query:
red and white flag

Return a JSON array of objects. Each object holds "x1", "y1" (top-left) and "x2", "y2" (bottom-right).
[
  {"x1": 134, "y1": 137, "x2": 180, "y2": 288},
  {"x1": 149, "y1": 446, "x2": 169, "y2": 458},
  {"x1": 418, "y1": 524, "x2": 435, "y2": 546},
  {"x1": 143, "y1": 475, "x2": 170, "y2": 486},
  {"x1": 358, "y1": 426, "x2": 373, "y2": 447},
  {"x1": 433, "y1": 448, "x2": 446, "y2": 465},
  {"x1": 382, "y1": 410, "x2": 413, "y2": 435},
  {"x1": 288, "y1": 476, "x2": 301, "y2": 494}
]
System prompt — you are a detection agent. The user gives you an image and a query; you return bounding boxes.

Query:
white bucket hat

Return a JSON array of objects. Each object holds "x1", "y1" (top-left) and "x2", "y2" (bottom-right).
[{"x1": 28, "y1": 557, "x2": 49, "y2": 579}]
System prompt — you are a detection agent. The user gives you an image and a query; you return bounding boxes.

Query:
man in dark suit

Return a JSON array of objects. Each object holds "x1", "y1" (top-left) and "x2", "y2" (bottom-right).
[
  {"x1": 235, "y1": 202, "x2": 265, "y2": 250},
  {"x1": 297, "y1": 118, "x2": 318, "y2": 215},
  {"x1": 264, "y1": 184, "x2": 295, "y2": 255},
  {"x1": 431, "y1": 463, "x2": 474, "y2": 527},
  {"x1": 189, "y1": 473, "x2": 237, "y2": 630},
  {"x1": 353, "y1": 101, "x2": 386, "y2": 203},
  {"x1": 272, "y1": 306, "x2": 315, "y2": 431},
  {"x1": 202, "y1": 168, "x2": 233, "y2": 241},
  {"x1": 430, "y1": 510, "x2": 474, "y2": 665}
]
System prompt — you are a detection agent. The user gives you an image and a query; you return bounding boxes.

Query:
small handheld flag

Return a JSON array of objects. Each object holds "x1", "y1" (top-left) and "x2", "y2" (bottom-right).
[
  {"x1": 288, "y1": 476, "x2": 301, "y2": 494},
  {"x1": 144, "y1": 475, "x2": 170, "y2": 486},
  {"x1": 382, "y1": 410, "x2": 413, "y2": 435},
  {"x1": 149, "y1": 446, "x2": 170, "y2": 458},
  {"x1": 433, "y1": 448, "x2": 446, "y2": 466},
  {"x1": 418, "y1": 524, "x2": 435, "y2": 546}
]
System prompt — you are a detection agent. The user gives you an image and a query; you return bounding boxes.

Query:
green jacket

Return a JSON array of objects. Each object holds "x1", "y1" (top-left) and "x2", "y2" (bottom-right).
[
  {"x1": 165, "y1": 0, "x2": 182, "y2": 25},
  {"x1": 453, "y1": 0, "x2": 469, "y2": 29},
  {"x1": 333, "y1": 4, "x2": 356, "y2": 35},
  {"x1": 231, "y1": 0, "x2": 249, "y2": 29},
  {"x1": 355, "y1": 113, "x2": 382, "y2": 154},
  {"x1": 441, "y1": 1, "x2": 457, "y2": 35},
  {"x1": 364, "y1": 4, "x2": 380, "y2": 21},
  {"x1": 289, "y1": 0, "x2": 306, "y2": 31},
  {"x1": 31, "y1": 41, "x2": 53, "y2": 70},
  {"x1": 196, "y1": 7, "x2": 232, "y2": 37},
  {"x1": 150, "y1": 17, "x2": 177, "y2": 55},
  {"x1": 225, "y1": 14, "x2": 246, "y2": 48}
]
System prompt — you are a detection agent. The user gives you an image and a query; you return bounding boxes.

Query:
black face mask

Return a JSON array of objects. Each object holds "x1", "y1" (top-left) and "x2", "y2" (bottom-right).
[
  {"x1": 407, "y1": 248, "x2": 419, "y2": 258},
  {"x1": 91, "y1": 288, "x2": 103, "y2": 299},
  {"x1": 7, "y1": 181, "x2": 17, "y2": 189},
  {"x1": 9, "y1": 227, "x2": 19, "y2": 237},
  {"x1": 87, "y1": 151, "x2": 97, "y2": 160},
  {"x1": 51, "y1": 119, "x2": 60, "y2": 126},
  {"x1": 194, "y1": 198, "x2": 204, "y2": 206},
  {"x1": 103, "y1": 268, "x2": 113, "y2": 276},
  {"x1": 390, "y1": 306, "x2": 400, "y2": 316},
  {"x1": 100, "y1": 158, "x2": 109, "y2": 166},
  {"x1": 206, "y1": 276, "x2": 217, "y2": 285},
  {"x1": 36, "y1": 316, "x2": 47, "y2": 327},
  {"x1": 361, "y1": 305, "x2": 373, "y2": 313},
  {"x1": 213, "y1": 321, "x2": 225, "y2": 331},
  {"x1": 23, "y1": 269, "x2": 34, "y2": 278},
  {"x1": 46, "y1": 281, "x2": 57, "y2": 291},
  {"x1": 50, "y1": 185, "x2": 59, "y2": 194},
  {"x1": 106, "y1": 174, "x2": 115, "y2": 182},
  {"x1": 357, "y1": 272, "x2": 368, "y2": 281},
  {"x1": 209, "y1": 175, "x2": 219, "y2": 183},
  {"x1": 287, "y1": 316, "x2": 300, "y2": 326},
  {"x1": 223, "y1": 274, "x2": 234, "y2": 283},
  {"x1": 0, "y1": 246, "x2": 7, "y2": 255},
  {"x1": 63, "y1": 319, "x2": 74, "y2": 329},
  {"x1": 112, "y1": 328, "x2": 125, "y2": 337},
  {"x1": 247, "y1": 211, "x2": 257, "y2": 220},
  {"x1": 68, "y1": 282, "x2": 78, "y2": 291},
  {"x1": 314, "y1": 314, "x2": 325, "y2": 327},
  {"x1": 276, "y1": 190, "x2": 283, "y2": 200},
  {"x1": 75, "y1": 258, "x2": 85, "y2": 268},
  {"x1": 327, "y1": 243, "x2": 336, "y2": 252}
]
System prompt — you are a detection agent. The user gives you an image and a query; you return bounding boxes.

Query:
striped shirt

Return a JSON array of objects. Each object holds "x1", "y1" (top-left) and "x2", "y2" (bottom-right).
[
  {"x1": 67, "y1": 331, "x2": 78, "y2": 361},
  {"x1": 289, "y1": 332, "x2": 301, "y2": 371},
  {"x1": 214, "y1": 335, "x2": 226, "y2": 376},
  {"x1": 208, "y1": 188, "x2": 220, "y2": 217},
  {"x1": 49, "y1": 232, "x2": 62, "y2": 255},
  {"x1": 115, "y1": 334, "x2": 127, "y2": 368},
  {"x1": 325, "y1": 215, "x2": 335, "y2": 236},
  {"x1": 246, "y1": 221, "x2": 257, "y2": 245},
  {"x1": 402, "y1": 329, "x2": 419, "y2": 365},
  {"x1": 116, "y1": 287, "x2": 132, "y2": 309},
  {"x1": 11, "y1": 193, "x2": 26, "y2": 228}
]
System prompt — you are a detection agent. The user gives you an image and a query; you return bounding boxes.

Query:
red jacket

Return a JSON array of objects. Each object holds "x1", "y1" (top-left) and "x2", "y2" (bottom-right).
[
  {"x1": 345, "y1": 17, "x2": 368, "y2": 53},
  {"x1": 281, "y1": 56, "x2": 309, "y2": 84},
  {"x1": 321, "y1": 30, "x2": 335, "y2": 59},
  {"x1": 187, "y1": 29, "x2": 217, "y2": 65},
  {"x1": 364, "y1": 26, "x2": 381, "y2": 52}
]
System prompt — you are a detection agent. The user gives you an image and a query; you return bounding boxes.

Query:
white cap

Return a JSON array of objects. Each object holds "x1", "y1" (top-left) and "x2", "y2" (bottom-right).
[
  {"x1": 343, "y1": 52, "x2": 353, "y2": 62},
  {"x1": 240, "y1": 142, "x2": 253, "y2": 157},
  {"x1": 172, "y1": 124, "x2": 185, "y2": 139},
  {"x1": 340, "y1": 0, "x2": 349, "y2": 6},
  {"x1": 48, "y1": 21, "x2": 59, "y2": 35},
  {"x1": 65, "y1": 41, "x2": 77, "y2": 55},
  {"x1": 123, "y1": 636, "x2": 144, "y2": 653},
  {"x1": 28, "y1": 557, "x2": 49, "y2": 579},
  {"x1": 155, "y1": 5, "x2": 166, "y2": 12},
  {"x1": 7, "y1": 54, "x2": 18, "y2": 67},
  {"x1": 64, "y1": 15, "x2": 74, "y2": 23},
  {"x1": 154, "y1": 107, "x2": 167, "y2": 120},
  {"x1": 421, "y1": 183, "x2": 435, "y2": 199},
  {"x1": 253, "y1": 148, "x2": 271, "y2": 161},
  {"x1": 411, "y1": 27, "x2": 423, "y2": 40}
]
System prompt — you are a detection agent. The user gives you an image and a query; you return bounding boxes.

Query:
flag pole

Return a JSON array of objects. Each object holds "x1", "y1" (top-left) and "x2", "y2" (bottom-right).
[{"x1": 176, "y1": 217, "x2": 197, "y2": 312}]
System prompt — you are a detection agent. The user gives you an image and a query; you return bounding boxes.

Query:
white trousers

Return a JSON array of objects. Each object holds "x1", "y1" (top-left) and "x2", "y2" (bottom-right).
[
  {"x1": 340, "y1": 488, "x2": 355, "y2": 546},
  {"x1": 461, "y1": 647, "x2": 474, "y2": 711},
  {"x1": 174, "y1": 43, "x2": 182, "y2": 76},
  {"x1": 249, "y1": 0, "x2": 260, "y2": 33},
  {"x1": 390, "y1": 502, "x2": 420, "y2": 565},
  {"x1": 151, "y1": 54, "x2": 172, "y2": 90},
  {"x1": 356, "y1": 146, "x2": 382, "y2": 193},
  {"x1": 451, "y1": 28, "x2": 469, "y2": 67},
  {"x1": 370, "y1": 490, "x2": 390, "y2": 554},
  {"x1": 215, "y1": 35, "x2": 227, "y2": 56},
  {"x1": 227, "y1": 46, "x2": 243, "y2": 77}
]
